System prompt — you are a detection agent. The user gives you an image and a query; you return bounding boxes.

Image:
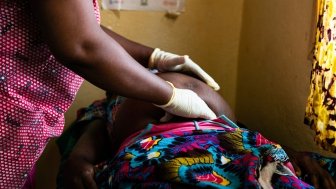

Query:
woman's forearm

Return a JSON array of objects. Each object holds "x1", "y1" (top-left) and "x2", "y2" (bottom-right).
[
  {"x1": 101, "y1": 25, "x2": 154, "y2": 67},
  {"x1": 33, "y1": 0, "x2": 172, "y2": 105}
]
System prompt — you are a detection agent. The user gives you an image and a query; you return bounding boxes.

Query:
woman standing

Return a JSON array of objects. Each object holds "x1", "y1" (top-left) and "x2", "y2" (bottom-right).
[{"x1": 0, "y1": 0, "x2": 218, "y2": 188}]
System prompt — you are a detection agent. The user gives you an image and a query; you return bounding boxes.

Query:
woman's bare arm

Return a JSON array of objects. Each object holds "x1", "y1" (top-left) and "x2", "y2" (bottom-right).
[
  {"x1": 100, "y1": 25, "x2": 154, "y2": 67},
  {"x1": 32, "y1": 0, "x2": 172, "y2": 105},
  {"x1": 62, "y1": 119, "x2": 110, "y2": 189}
]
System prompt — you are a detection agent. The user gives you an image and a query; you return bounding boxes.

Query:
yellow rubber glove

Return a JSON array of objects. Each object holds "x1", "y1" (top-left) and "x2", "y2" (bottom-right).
[
  {"x1": 149, "y1": 48, "x2": 220, "y2": 91},
  {"x1": 156, "y1": 82, "x2": 217, "y2": 122}
]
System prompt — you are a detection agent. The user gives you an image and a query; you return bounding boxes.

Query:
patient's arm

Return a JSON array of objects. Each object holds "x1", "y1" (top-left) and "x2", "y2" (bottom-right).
[
  {"x1": 62, "y1": 119, "x2": 111, "y2": 189},
  {"x1": 111, "y1": 72, "x2": 235, "y2": 151},
  {"x1": 283, "y1": 146, "x2": 336, "y2": 189}
]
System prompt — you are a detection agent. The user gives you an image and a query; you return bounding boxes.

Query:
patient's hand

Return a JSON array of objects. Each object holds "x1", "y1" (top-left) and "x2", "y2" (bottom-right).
[
  {"x1": 288, "y1": 151, "x2": 336, "y2": 189},
  {"x1": 62, "y1": 155, "x2": 98, "y2": 189},
  {"x1": 61, "y1": 119, "x2": 110, "y2": 189}
]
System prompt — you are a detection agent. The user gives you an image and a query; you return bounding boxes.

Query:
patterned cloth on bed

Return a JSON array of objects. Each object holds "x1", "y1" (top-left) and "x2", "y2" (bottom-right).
[
  {"x1": 95, "y1": 116, "x2": 312, "y2": 189},
  {"x1": 56, "y1": 97, "x2": 336, "y2": 189}
]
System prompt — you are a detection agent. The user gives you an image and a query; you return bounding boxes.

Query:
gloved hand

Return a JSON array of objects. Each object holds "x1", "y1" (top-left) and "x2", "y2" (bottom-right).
[
  {"x1": 149, "y1": 48, "x2": 220, "y2": 91},
  {"x1": 156, "y1": 81, "x2": 217, "y2": 122}
]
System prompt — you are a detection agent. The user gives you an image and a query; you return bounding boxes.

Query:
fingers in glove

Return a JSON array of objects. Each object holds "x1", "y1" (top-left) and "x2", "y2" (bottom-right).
[
  {"x1": 184, "y1": 57, "x2": 220, "y2": 91},
  {"x1": 199, "y1": 103, "x2": 217, "y2": 120},
  {"x1": 157, "y1": 86, "x2": 217, "y2": 120},
  {"x1": 154, "y1": 49, "x2": 220, "y2": 90},
  {"x1": 158, "y1": 56, "x2": 185, "y2": 71},
  {"x1": 180, "y1": 89, "x2": 217, "y2": 120}
]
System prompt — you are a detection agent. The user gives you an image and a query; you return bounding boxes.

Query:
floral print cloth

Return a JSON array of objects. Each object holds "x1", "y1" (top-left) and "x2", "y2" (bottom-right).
[
  {"x1": 305, "y1": 0, "x2": 336, "y2": 152},
  {"x1": 57, "y1": 97, "x2": 336, "y2": 189},
  {"x1": 95, "y1": 116, "x2": 312, "y2": 189}
]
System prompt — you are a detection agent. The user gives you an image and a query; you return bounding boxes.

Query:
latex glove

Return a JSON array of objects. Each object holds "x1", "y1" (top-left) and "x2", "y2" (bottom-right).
[
  {"x1": 149, "y1": 48, "x2": 220, "y2": 91},
  {"x1": 156, "y1": 81, "x2": 217, "y2": 122}
]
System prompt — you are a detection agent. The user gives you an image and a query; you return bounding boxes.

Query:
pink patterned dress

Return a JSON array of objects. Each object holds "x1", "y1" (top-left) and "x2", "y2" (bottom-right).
[{"x1": 0, "y1": 0, "x2": 100, "y2": 188}]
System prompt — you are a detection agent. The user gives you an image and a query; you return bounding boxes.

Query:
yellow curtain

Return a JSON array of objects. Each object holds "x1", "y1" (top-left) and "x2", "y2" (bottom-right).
[{"x1": 305, "y1": 0, "x2": 336, "y2": 152}]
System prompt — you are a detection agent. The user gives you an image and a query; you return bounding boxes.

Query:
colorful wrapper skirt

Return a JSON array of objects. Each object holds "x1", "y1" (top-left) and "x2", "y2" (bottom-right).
[
  {"x1": 56, "y1": 98, "x2": 335, "y2": 189},
  {"x1": 95, "y1": 115, "x2": 313, "y2": 189}
]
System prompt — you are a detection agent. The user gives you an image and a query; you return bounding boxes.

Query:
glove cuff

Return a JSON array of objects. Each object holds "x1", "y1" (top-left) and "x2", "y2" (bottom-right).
[
  {"x1": 155, "y1": 81, "x2": 175, "y2": 108},
  {"x1": 148, "y1": 48, "x2": 161, "y2": 69}
]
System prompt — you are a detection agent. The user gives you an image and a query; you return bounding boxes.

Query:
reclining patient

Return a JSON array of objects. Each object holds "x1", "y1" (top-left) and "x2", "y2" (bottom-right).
[{"x1": 58, "y1": 73, "x2": 336, "y2": 189}]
